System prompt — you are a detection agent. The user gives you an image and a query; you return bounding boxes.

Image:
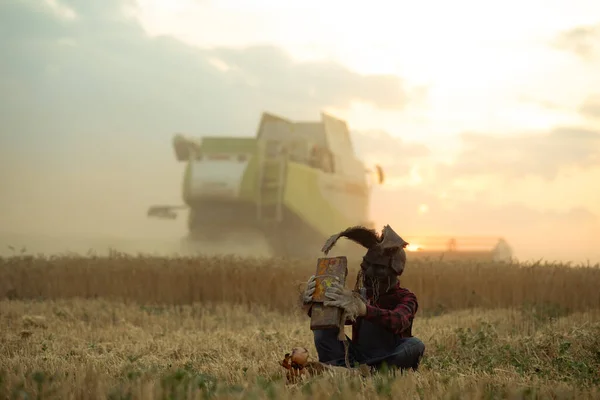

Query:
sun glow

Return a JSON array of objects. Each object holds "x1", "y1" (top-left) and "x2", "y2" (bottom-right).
[{"x1": 406, "y1": 244, "x2": 423, "y2": 252}]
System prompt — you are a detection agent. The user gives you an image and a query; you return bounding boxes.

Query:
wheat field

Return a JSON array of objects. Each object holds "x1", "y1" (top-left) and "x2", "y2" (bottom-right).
[{"x1": 1, "y1": 253, "x2": 600, "y2": 399}]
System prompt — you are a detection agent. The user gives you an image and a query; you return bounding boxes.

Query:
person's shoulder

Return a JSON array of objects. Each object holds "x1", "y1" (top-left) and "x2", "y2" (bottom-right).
[
  {"x1": 394, "y1": 284, "x2": 417, "y2": 300},
  {"x1": 393, "y1": 284, "x2": 419, "y2": 312}
]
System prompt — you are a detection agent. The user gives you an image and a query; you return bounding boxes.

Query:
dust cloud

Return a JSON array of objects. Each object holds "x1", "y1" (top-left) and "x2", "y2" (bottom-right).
[{"x1": 0, "y1": 151, "x2": 274, "y2": 258}]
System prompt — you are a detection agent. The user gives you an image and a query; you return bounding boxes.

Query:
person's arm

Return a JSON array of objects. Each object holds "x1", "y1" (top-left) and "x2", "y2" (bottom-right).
[{"x1": 362, "y1": 292, "x2": 418, "y2": 335}]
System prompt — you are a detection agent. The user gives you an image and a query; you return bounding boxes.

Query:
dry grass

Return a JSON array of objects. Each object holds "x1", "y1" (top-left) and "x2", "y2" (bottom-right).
[
  {"x1": 1, "y1": 253, "x2": 600, "y2": 314},
  {"x1": 1, "y1": 299, "x2": 599, "y2": 399},
  {"x1": 1, "y1": 253, "x2": 600, "y2": 399}
]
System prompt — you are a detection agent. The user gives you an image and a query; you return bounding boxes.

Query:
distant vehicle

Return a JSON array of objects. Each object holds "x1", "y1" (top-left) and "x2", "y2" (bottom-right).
[
  {"x1": 147, "y1": 111, "x2": 385, "y2": 259},
  {"x1": 404, "y1": 236, "x2": 513, "y2": 263}
]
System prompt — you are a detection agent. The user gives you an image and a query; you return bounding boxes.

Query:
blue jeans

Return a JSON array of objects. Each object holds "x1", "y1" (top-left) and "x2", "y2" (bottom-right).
[{"x1": 313, "y1": 320, "x2": 425, "y2": 371}]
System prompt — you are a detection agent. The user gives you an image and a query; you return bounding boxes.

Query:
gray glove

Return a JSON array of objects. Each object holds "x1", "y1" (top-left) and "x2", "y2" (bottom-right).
[
  {"x1": 324, "y1": 281, "x2": 367, "y2": 319},
  {"x1": 302, "y1": 275, "x2": 316, "y2": 304}
]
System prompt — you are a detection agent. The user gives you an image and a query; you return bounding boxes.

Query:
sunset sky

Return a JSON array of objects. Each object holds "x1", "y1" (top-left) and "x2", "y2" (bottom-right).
[
  {"x1": 136, "y1": 0, "x2": 600, "y2": 210},
  {"x1": 0, "y1": 0, "x2": 599, "y2": 262}
]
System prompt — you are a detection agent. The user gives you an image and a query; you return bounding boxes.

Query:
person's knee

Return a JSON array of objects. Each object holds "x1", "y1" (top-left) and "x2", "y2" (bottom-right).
[
  {"x1": 403, "y1": 337, "x2": 426, "y2": 363},
  {"x1": 409, "y1": 337, "x2": 426, "y2": 357},
  {"x1": 408, "y1": 337, "x2": 426, "y2": 368},
  {"x1": 386, "y1": 337, "x2": 426, "y2": 370}
]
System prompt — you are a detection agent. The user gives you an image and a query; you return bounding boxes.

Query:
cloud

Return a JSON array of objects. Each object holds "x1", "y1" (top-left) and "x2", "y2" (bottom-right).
[
  {"x1": 369, "y1": 186, "x2": 600, "y2": 263},
  {"x1": 580, "y1": 95, "x2": 600, "y2": 120},
  {"x1": 358, "y1": 125, "x2": 600, "y2": 263},
  {"x1": 516, "y1": 94, "x2": 565, "y2": 112},
  {"x1": 373, "y1": 187, "x2": 598, "y2": 234},
  {"x1": 0, "y1": 0, "x2": 410, "y2": 156},
  {"x1": 552, "y1": 23, "x2": 600, "y2": 60},
  {"x1": 0, "y1": 0, "x2": 417, "y2": 238},
  {"x1": 209, "y1": 47, "x2": 408, "y2": 110},
  {"x1": 436, "y1": 127, "x2": 600, "y2": 181},
  {"x1": 350, "y1": 130, "x2": 430, "y2": 177}
]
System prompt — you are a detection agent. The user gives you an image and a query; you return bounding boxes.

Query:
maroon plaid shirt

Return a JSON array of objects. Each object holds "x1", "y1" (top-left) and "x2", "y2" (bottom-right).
[{"x1": 347, "y1": 282, "x2": 418, "y2": 343}]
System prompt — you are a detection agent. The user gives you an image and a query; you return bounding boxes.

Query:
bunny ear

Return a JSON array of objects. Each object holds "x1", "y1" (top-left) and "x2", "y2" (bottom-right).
[
  {"x1": 321, "y1": 226, "x2": 380, "y2": 255},
  {"x1": 378, "y1": 225, "x2": 409, "y2": 252}
]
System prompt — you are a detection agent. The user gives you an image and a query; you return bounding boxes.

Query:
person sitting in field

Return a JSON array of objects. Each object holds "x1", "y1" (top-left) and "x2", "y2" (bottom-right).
[{"x1": 302, "y1": 225, "x2": 425, "y2": 372}]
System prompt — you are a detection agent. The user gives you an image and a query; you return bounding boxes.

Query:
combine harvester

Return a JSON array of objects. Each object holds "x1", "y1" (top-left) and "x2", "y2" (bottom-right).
[{"x1": 147, "y1": 112, "x2": 385, "y2": 259}]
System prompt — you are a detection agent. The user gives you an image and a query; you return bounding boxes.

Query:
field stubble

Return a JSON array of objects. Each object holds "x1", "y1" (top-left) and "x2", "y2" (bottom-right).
[{"x1": 1, "y1": 253, "x2": 600, "y2": 399}]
